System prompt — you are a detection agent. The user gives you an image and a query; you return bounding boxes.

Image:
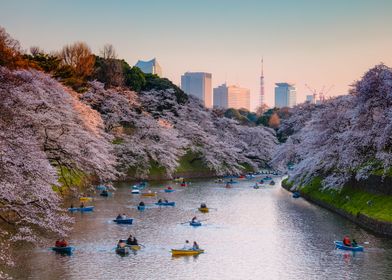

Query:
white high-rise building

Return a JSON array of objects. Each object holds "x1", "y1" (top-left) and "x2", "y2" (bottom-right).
[
  {"x1": 274, "y1": 83, "x2": 296, "y2": 108},
  {"x1": 181, "y1": 72, "x2": 212, "y2": 108},
  {"x1": 213, "y1": 84, "x2": 250, "y2": 111},
  {"x1": 135, "y1": 58, "x2": 162, "y2": 76},
  {"x1": 260, "y1": 58, "x2": 265, "y2": 107}
]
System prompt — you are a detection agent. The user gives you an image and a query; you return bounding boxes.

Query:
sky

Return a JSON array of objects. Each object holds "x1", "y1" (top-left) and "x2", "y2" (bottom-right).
[{"x1": 1, "y1": 0, "x2": 392, "y2": 110}]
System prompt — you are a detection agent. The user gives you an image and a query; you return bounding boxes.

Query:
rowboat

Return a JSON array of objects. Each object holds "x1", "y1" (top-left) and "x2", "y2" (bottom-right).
[
  {"x1": 226, "y1": 181, "x2": 238, "y2": 184},
  {"x1": 292, "y1": 192, "x2": 300, "y2": 198},
  {"x1": 51, "y1": 246, "x2": 74, "y2": 254},
  {"x1": 269, "y1": 180, "x2": 276, "y2": 185},
  {"x1": 155, "y1": 202, "x2": 175, "y2": 206},
  {"x1": 68, "y1": 206, "x2": 94, "y2": 212},
  {"x1": 131, "y1": 189, "x2": 140, "y2": 194},
  {"x1": 334, "y1": 241, "x2": 364, "y2": 252},
  {"x1": 164, "y1": 189, "x2": 175, "y2": 193},
  {"x1": 180, "y1": 183, "x2": 187, "y2": 187},
  {"x1": 116, "y1": 246, "x2": 130, "y2": 255},
  {"x1": 129, "y1": 245, "x2": 141, "y2": 251},
  {"x1": 96, "y1": 185, "x2": 107, "y2": 191},
  {"x1": 171, "y1": 249, "x2": 204, "y2": 256},
  {"x1": 263, "y1": 176, "x2": 272, "y2": 180},
  {"x1": 113, "y1": 218, "x2": 133, "y2": 224},
  {"x1": 198, "y1": 207, "x2": 209, "y2": 213},
  {"x1": 79, "y1": 197, "x2": 92, "y2": 202},
  {"x1": 190, "y1": 221, "x2": 202, "y2": 226},
  {"x1": 137, "y1": 205, "x2": 145, "y2": 211},
  {"x1": 141, "y1": 192, "x2": 156, "y2": 197}
]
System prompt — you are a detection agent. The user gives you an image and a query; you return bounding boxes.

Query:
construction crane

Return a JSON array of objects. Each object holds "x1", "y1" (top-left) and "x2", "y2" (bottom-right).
[{"x1": 305, "y1": 84, "x2": 334, "y2": 103}]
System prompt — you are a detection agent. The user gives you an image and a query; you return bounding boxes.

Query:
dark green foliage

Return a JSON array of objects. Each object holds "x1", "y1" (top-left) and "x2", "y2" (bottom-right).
[
  {"x1": 24, "y1": 53, "x2": 61, "y2": 73},
  {"x1": 124, "y1": 65, "x2": 146, "y2": 92},
  {"x1": 143, "y1": 73, "x2": 188, "y2": 104}
]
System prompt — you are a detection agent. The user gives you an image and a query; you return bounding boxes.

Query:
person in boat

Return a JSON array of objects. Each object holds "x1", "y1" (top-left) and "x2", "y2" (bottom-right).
[
  {"x1": 55, "y1": 239, "x2": 68, "y2": 247},
  {"x1": 80, "y1": 202, "x2": 85, "y2": 208},
  {"x1": 101, "y1": 190, "x2": 108, "y2": 196},
  {"x1": 116, "y1": 214, "x2": 122, "y2": 220},
  {"x1": 191, "y1": 216, "x2": 198, "y2": 223},
  {"x1": 167, "y1": 186, "x2": 172, "y2": 190},
  {"x1": 230, "y1": 178, "x2": 233, "y2": 183},
  {"x1": 121, "y1": 213, "x2": 127, "y2": 219},
  {"x1": 164, "y1": 199, "x2": 168, "y2": 203},
  {"x1": 126, "y1": 235, "x2": 133, "y2": 245},
  {"x1": 117, "y1": 239, "x2": 126, "y2": 248},
  {"x1": 352, "y1": 239, "x2": 358, "y2": 247},
  {"x1": 192, "y1": 241, "x2": 200, "y2": 250},
  {"x1": 158, "y1": 199, "x2": 163, "y2": 203},
  {"x1": 225, "y1": 183, "x2": 231, "y2": 188},
  {"x1": 343, "y1": 236, "x2": 351, "y2": 246},
  {"x1": 200, "y1": 203, "x2": 207, "y2": 209},
  {"x1": 139, "y1": 201, "x2": 145, "y2": 207},
  {"x1": 183, "y1": 240, "x2": 191, "y2": 250},
  {"x1": 70, "y1": 203, "x2": 74, "y2": 209},
  {"x1": 130, "y1": 237, "x2": 138, "y2": 246}
]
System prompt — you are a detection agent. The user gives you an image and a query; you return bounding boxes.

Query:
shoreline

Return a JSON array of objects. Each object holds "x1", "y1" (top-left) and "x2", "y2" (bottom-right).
[{"x1": 282, "y1": 179, "x2": 392, "y2": 237}]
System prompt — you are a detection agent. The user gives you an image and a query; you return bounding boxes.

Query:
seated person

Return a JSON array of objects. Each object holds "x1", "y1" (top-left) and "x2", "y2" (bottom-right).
[
  {"x1": 55, "y1": 239, "x2": 61, "y2": 247},
  {"x1": 200, "y1": 203, "x2": 207, "y2": 209},
  {"x1": 80, "y1": 202, "x2": 85, "y2": 208},
  {"x1": 352, "y1": 239, "x2": 358, "y2": 247},
  {"x1": 183, "y1": 240, "x2": 191, "y2": 250},
  {"x1": 191, "y1": 216, "x2": 198, "y2": 223},
  {"x1": 164, "y1": 199, "x2": 168, "y2": 203},
  {"x1": 116, "y1": 214, "x2": 122, "y2": 220},
  {"x1": 192, "y1": 241, "x2": 199, "y2": 250},
  {"x1": 139, "y1": 201, "x2": 145, "y2": 206},
  {"x1": 158, "y1": 199, "x2": 162, "y2": 203},
  {"x1": 117, "y1": 239, "x2": 126, "y2": 248},
  {"x1": 126, "y1": 235, "x2": 133, "y2": 245},
  {"x1": 343, "y1": 236, "x2": 351, "y2": 246},
  {"x1": 121, "y1": 213, "x2": 127, "y2": 219}
]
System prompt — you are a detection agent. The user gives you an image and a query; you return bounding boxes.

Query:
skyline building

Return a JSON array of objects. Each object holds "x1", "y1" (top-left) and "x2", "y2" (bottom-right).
[
  {"x1": 181, "y1": 72, "x2": 212, "y2": 108},
  {"x1": 274, "y1": 83, "x2": 296, "y2": 108},
  {"x1": 259, "y1": 58, "x2": 265, "y2": 107},
  {"x1": 213, "y1": 83, "x2": 250, "y2": 111},
  {"x1": 135, "y1": 58, "x2": 162, "y2": 76}
]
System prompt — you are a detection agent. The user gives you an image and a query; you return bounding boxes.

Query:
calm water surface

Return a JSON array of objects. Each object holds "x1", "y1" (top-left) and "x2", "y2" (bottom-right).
[{"x1": 10, "y1": 177, "x2": 392, "y2": 279}]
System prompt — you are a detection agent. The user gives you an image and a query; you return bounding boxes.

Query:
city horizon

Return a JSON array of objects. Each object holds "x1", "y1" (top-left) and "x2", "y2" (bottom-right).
[{"x1": 1, "y1": 0, "x2": 391, "y2": 110}]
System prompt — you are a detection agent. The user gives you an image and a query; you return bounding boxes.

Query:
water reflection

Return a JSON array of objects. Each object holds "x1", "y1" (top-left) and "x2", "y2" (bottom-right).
[{"x1": 9, "y1": 177, "x2": 392, "y2": 280}]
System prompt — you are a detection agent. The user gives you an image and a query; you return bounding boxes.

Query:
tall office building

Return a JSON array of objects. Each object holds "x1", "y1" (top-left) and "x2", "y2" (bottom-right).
[
  {"x1": 135, "y1": 58, "x2": 162, "y2": 76},
  {"x1": 274, "y1": 83, "x2": 296, "y2": 108},
  {"x1": 306, "y1": 94, "x2": 315, "y2": 104},
  {"x1": 259, "y1": 58, "x2": 265, "y2": 106},
  {"x1": 181, "y1": 72, "x2": 212, "y2": 108},
  {"x1": 213, "y1": 83, "x2": 250, "y2": 111}
]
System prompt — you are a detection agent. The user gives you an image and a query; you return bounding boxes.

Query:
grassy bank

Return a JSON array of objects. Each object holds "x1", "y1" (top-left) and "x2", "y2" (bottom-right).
[{"x1": 284, "y1": 178, "x2": 392, "y2": 223}]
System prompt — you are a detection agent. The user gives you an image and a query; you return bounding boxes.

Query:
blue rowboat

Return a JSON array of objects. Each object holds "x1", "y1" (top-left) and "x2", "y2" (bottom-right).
[
  {"x1": 164, "y1": 189, "x2": 175, "y2": 193},
  {"x1": 68, "y1": 206, "x2": 94, "y2": 212},
  {"x1": 116, "y1": 246, "x2": 130, "y2": 255},
  {"x1": 113, "y1": 218, "x2": 133, "y2": 224},
  {"x1": 137, "y1": 205, "x2": 145, "y2": 211},
  {"x1": 51, "y1": 246, "x2": 74, "y2": 254},
  {"x1": 190, "y1": 221, "x2": 202, "y2": 227},
  {"x1": 334, "y1": 241, "x2": 364, "y2": 252},
  {"x1": 292, "y1": 192, "x2": 300, "y2": 198},
  {"x1": 226, "y1": 181, "x2": 238, "y2": 184},
  {"x1": 263, "y1": 176, "x2": 272, "y2": 180},
  {"x1": 155, "y1": 202, "x2": 175, "y2": 206},
  {"x1": 96, "y1": 185, "x2": 107, "y2": 191}
]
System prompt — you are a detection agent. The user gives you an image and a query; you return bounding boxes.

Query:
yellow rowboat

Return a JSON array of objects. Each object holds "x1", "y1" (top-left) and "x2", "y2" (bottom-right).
[
  {"x1": 198, "y1": 207, "x2": 209, "y2": 213},
  {"x1": 171, "y1": 249, "x2": 204, "y2": 256},
  {"x1": 141, "y1": 192, "x2": 156, "y2": 197},
  {"x1": 79, "y1": 197, "x2": 92, "y2": 202},
  {"x1": 130, "y1": 245, "x2": 141, "y2": 251},
  {"x1": 173, "y1": 177, "x2": 184, "y2": 182}
]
